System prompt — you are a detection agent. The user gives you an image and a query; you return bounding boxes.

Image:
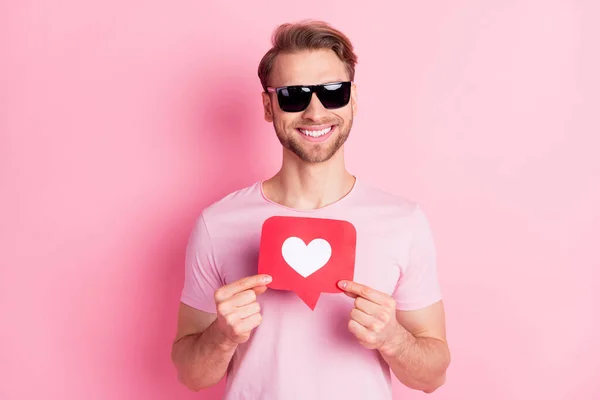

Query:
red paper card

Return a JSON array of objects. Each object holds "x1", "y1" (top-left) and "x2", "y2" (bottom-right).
[{"x1": 257, "y1": 216, "x2": 357, "y2": 310}]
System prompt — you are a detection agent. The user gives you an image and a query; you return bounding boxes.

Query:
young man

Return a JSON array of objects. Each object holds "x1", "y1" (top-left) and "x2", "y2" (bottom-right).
[{"x1": 171, "y1": 20, "x2": 450, "y2": 399}]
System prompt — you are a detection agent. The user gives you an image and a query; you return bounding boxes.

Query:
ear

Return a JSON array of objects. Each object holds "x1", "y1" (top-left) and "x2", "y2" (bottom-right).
[
  {"x1": 262, "y1": 92, "x2": 274, "y2": 123},
  {"x1": 351, "y1": 82, "x2": 358, "y2": 116}
]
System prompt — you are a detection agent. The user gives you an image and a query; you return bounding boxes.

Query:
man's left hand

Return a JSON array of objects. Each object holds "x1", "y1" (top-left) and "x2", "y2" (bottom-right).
[{"x1": 337, "y1": 280, "x2": 403, "y2": 352}]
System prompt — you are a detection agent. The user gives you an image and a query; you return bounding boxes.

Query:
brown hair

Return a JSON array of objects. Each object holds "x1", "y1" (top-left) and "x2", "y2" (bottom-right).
[{"x1": 257, "y1": 20, "x2": 358, "y2": 91}]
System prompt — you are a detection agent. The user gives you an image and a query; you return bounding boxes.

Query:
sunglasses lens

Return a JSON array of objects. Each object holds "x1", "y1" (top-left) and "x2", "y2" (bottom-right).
[
  {"x1": 275, "y1": 82, "x2": 352, "y2": 112},
  {"x1": 277, "y1": 86, "x2": 312, "y2": 112},
  {"x1": 317, "y1": 82, "x2": 351, "y2": 109}
]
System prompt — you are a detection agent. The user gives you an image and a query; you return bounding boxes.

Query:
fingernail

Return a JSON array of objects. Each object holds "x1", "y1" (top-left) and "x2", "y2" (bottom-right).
[
  {"x1": 263, "y1": 275, "x2": 272, "y2": 283},
  {"x1": 338, "y1": 281, "x2": 347, "y2": 289}
]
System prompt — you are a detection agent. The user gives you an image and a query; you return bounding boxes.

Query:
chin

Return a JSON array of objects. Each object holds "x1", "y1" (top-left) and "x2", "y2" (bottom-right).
[
  {"x1": 277, "y1": 128, "x2": 347, "y2": 163},
  {"x1": 296, "y1": 148, "x2": 339, "y2": 163}
]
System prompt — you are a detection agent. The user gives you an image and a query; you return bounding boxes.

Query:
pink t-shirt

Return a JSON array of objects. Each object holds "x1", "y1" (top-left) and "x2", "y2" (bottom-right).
[{"x1": 180, "y1": 178, "x2": 442, "y2": 400}]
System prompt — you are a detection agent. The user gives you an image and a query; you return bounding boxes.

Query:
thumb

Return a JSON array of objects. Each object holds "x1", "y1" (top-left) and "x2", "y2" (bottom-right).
[{"x1": 252, "y1": 285, "x2": 269, "y2": 296}]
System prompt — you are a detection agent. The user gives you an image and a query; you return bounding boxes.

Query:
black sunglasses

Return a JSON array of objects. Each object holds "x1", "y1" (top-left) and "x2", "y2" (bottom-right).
[{"x1": 266, "y1": 81, "x2": 352, "y2": 112}]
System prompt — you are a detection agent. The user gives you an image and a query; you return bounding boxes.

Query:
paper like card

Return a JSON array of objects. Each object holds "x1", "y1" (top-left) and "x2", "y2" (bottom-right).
[{"x1": 257, "y1": 216, "x2": 357, "y2": 310}]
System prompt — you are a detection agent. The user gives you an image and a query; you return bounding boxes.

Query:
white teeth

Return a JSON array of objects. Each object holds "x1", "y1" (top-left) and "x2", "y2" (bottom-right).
[{"x1": 299, "y1": 127, "x2": 332, "y2": 137}]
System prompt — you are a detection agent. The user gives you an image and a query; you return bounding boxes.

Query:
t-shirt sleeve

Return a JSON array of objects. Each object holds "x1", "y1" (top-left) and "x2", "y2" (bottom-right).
[
  {"x1": 180, "y1": 213, "x2": 222, "y2": 314},
  {"x1": 392, "y1": 204, "x2": 443, "y2": 310}
]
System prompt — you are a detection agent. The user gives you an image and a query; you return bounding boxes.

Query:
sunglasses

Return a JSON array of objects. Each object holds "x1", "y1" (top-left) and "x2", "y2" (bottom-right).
[{"x1": 266, "y1": 81, "x2": 352, "y2": 112}]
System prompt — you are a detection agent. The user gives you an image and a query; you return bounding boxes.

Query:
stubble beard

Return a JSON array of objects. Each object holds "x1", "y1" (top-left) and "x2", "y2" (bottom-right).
[{"x1": 273, "y1": 114, "x2": 353, "y2": 164}]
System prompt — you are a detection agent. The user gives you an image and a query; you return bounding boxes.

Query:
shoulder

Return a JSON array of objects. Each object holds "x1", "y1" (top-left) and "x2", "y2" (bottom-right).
[
  {"x1": 354, "y1": 178, "x2": 420, "y2": 218},
  {"x1": 196, "y1": 181, "x2": 263, "y2": 229},
  {"x1": 353, "y1": 179, "x2": 434, "y2": 238}
]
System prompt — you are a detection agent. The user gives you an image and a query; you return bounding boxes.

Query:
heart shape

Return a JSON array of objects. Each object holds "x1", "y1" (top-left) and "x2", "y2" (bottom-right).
[{"x1": 281, "y1": 237, "x2": 332, "y2": 278}]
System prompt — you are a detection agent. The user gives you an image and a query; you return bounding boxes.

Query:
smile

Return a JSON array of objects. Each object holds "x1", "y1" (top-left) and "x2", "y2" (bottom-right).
[{"x1": 298, "y1": 126, "x2": 333, "y2": 137}]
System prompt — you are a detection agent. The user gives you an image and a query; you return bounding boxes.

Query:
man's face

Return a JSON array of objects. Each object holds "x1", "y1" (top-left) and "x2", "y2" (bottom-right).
[{"x1": 262, "y1": 49, "x2": 357, "y2": 163}]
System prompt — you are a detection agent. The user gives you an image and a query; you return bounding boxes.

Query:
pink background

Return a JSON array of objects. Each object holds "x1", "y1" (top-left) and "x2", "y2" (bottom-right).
[{"x1": 1, "y1": 1, "x2": 599, "y2": 399}]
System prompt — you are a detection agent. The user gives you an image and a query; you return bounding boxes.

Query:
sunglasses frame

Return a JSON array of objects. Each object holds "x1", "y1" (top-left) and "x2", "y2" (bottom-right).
[{"x1": 265, "y1": 81, "x2": 353, "y2": 112}]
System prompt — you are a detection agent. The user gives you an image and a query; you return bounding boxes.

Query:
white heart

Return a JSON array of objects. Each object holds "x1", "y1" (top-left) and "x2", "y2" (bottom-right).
[{"x1": 281, "y1": 237, "x2": 332, "y2": 278}]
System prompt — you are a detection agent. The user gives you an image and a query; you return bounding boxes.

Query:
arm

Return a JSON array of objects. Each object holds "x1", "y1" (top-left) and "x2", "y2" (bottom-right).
[
  {"x1": 379, "y1": 301, "x2": 450, "y2": 393},
  {"x1": 171, "y1": 274, "x2": 272, "y2": 391},
  {"x1": 170, "y1": 303, "x2": 235, "y2": 391},
  {"x1": 377, "y1": 204, "x2": 450, "y2": 392},
  {"x1": 338, "y1": 281, "x2": 450, "y2": 394}
]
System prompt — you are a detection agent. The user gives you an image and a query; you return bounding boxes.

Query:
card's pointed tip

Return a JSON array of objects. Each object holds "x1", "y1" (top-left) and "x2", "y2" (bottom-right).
[{"x1": 299, "y1": 291, "x2": 321, "y2": 311}]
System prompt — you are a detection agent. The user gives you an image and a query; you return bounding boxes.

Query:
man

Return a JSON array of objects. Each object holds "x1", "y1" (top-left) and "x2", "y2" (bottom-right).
[{"x1": 171, "y1": 20, "x2": 450, "y2": 399}]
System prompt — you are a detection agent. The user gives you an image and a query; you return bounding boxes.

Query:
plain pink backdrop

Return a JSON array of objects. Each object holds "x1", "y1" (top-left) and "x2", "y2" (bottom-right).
[{"x1": 1, "y1": 1, "x2": 599, "y2": 399}]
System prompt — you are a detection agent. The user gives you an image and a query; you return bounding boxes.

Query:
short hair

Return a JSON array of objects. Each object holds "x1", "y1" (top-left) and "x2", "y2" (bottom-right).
[{"x1": 257, "y1": 20, "x2": 358, "y2": 91}]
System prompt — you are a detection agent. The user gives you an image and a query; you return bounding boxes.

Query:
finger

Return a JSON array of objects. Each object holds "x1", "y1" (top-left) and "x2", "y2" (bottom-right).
[
  {"x1": 338, "y1": 280, "x2": 393, "y2": 306},
  {"x1": 217, "y1": 290, "x2": 257, "y2": 316},
  {"x1": 354, "y1": 296, "x2": 380, "y2": 316},
  {"x1": 252, "y1": 285, "x2": 269, "y2": 296},
  {"x1": 350, "y1": 308, "x2": 383, "y2": 331},
  {"x1": 229, "y1": 289, "x2": 258, "y2": 307},
  {"x1": 348, "y1": 320, "x2": 378, "y2": 349},
  {"x1": 235, "y1": 313, "x2": 262, "y2": 334},
  {"x1": 348, "y1": 319, "x2": 372, "y2": 341},
  {"x1": 236, "y1": 302, "x2": 261, "y2": 319},
  {"x1": 355, "y1": 297, "x2": 394, "y2": 325},
  {"x1": 341, "y1": 291, "x2": 358, "y2": 299},
  {"x1": 215, "y1": 274, "x2": 272, "y2": 302}
]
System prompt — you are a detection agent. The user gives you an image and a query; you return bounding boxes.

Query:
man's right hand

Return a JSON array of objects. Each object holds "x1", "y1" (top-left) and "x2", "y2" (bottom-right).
[{"x1": 213, "y1": 274, "x2": 272, "y2": 346}]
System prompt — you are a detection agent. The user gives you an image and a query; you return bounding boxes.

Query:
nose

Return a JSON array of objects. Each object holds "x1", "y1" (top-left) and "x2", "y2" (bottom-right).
[{"x1": 301, "y1": 93, "x2": 328, "y2": 121}]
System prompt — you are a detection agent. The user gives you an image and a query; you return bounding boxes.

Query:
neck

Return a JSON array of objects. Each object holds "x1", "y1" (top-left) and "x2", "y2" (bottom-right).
[{"x1": 263, "y1": 147, "x2": 356, "y2": 210}]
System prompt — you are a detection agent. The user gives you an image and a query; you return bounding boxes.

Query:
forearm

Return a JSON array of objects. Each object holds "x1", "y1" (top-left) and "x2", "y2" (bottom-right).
[
  {"x1": 171, "y1": 320, "x2": 238, "y2": 391},
  {"x1": 379, "y1": 324, "x2": 451, "y2": 393}
]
